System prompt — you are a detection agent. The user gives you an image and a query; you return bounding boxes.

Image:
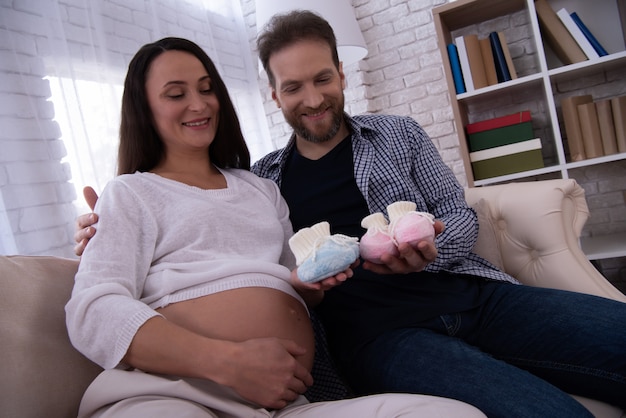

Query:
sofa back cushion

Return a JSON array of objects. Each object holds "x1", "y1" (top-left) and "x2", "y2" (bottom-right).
[{"x1": 0, "y1": 256, "x2": 103, "y2": 418}]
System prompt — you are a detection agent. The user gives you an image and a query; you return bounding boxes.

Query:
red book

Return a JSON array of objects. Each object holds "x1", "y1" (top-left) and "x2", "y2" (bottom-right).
[{"x1": 466, "y1": 111, "x2": 531, "y2": 135}]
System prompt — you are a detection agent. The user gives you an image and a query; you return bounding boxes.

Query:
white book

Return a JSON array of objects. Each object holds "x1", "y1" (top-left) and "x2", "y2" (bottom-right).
[
  {"x1": 469, "y1": 138, "x2": 542, "y2": 162},
  {"x1": 454, "y1": 35, "x2": 474, "y2": 92},
  {"x1": 556, "y1": 8, "x2": 600, "y2": 59}
]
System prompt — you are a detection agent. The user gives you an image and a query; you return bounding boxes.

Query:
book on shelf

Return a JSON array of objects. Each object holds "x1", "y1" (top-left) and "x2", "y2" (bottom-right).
[
  {"x1": 454, "y1": 35, "x2": 474, "y2": 92},
  {"x1": 466, "y1": 110, "x2": 531, "y2": 134},
  {"x1": 489, "y1": 32, "x2": 512, "y2": 83},
  {"x1": 497, "y1": 32, "x2": 517, "y2": 79},
  {"x1": 467, "y1": 121, "x2": 534, "y2": 152},
  {"x1": 469, "y1": 138, "x2": 544, "y2": 180},
  {"x1": 570, "y1": 12, "x2": 609, "y2": 57},
  {"x1": 577, "y1": 102, "x2": 604, "y2": 159},
  {"x1": 534, "y1": 0, "x2": 587, "y2": 65},
  {"x1": 556, "y1": 8, "x2": 599, "y2": 59},
  {"x1": 452, "y1": 32, "x2": 516, "y2": 90},
  {"x1": 479, "y1": 37, "x2": 498, "y2": 86},
  {"x1": 612, "y1": 95, "x2": 626, "y2": 153},
  {"x1": 447, "y1": 43, "x2": 466, "y2": 94},
  {"x1": 595, "y1": 100, "x2": 618, "y2": 155},
  {"x1": 463, "y1": 34, "x2": 489, "y2": 90},
  {"x1": 561, "y1": 95, "x2": 592, "y2": 161}
]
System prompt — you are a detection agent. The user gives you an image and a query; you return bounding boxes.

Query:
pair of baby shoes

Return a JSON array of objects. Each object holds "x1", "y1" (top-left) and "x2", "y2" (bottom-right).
[
  {"x1": 360, "y1": 201, "x2": 435, "y2": 264},
  {"x1": 289, "y1": 203, "x2": 435, "y2": 281},
  {"x1": 289, "y1": 221, "x2": 360, "y2": 283}
]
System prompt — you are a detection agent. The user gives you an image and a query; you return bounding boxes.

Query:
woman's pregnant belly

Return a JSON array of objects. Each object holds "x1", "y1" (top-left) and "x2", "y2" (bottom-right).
[{"x1": 157, "y1": 287, "x2": 315, "y2": 370}]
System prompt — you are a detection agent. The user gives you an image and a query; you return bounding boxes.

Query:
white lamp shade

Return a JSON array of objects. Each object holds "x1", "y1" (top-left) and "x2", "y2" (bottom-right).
[{"x1": 255, "y1": 0, "x2": 368, "y2": 67}]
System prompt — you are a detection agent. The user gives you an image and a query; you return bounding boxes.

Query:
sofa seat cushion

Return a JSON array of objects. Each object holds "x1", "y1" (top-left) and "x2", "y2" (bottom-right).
[{"x1": 0, "y1": 256, "x2": 103, "y2": 418}]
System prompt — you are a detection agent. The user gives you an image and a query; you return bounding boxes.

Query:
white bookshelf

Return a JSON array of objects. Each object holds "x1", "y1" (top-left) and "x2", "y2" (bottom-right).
[
  {"x1": 433, "y1": 0, "x2": 626, "y2": 263},
  {"x1": 581, "y1": 232, "x2": 626, "y2": 261}
]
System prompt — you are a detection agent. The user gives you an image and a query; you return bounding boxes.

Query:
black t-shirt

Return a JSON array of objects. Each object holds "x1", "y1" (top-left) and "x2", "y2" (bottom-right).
[
  {"x1": 280, "y1": 137, "x2": 492, "y2": 355},
  {"x1": 281, "y1": 136, "x2": 369, "y2": 237}
]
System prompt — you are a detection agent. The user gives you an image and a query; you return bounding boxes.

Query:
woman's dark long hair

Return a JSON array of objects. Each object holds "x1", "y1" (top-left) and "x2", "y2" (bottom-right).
[{"x1": 117, "y1": 37, "x2": 250, "y2": 175}]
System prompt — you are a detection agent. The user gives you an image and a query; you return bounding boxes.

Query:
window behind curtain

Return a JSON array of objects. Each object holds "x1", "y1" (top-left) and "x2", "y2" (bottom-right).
[{"x1": 0, "y1": 0, "x2": 271, "y2": 256}]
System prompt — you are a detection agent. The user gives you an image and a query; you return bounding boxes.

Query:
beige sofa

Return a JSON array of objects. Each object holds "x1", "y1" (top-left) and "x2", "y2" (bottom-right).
[{"x1": 1, "y1": 178, "x2": 624, "y2": 418}]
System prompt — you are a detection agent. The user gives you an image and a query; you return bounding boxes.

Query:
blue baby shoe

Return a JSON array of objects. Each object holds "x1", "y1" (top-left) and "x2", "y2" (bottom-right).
[{"x1": 289, "y1": 221, "x2": 360, "y2": 283}]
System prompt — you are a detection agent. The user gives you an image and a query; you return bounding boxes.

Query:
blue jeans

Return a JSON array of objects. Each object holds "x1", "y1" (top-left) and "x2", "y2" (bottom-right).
[{"x1": 340, "y1": 283, "x2": 626, "y2": 418}]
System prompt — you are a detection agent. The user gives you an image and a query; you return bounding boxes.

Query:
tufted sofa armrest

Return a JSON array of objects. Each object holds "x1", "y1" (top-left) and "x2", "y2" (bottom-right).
[{"x1": 465, "y1": 179, "x2": 626, "y2": 303}]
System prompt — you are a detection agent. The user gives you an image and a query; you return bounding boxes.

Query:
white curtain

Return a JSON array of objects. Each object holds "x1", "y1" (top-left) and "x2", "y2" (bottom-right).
[{"x1": 0, "y1": 0, "x2": 272, "y2": 256}]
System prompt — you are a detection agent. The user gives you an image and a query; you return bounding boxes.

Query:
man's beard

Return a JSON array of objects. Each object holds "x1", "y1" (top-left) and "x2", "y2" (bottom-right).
[{"x1": 287, "y1": 102, "x2": 344, "y2": 144}]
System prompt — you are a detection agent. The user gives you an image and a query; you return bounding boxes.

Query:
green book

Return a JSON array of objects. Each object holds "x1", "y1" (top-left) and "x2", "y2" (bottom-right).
[
  {"x1": 467, "y1": 121, "x2": 534, "y2": 152},
  {"x1": 471, "y1": 149, "x2": 544, "y2": 180},
  {"x1": 470, "y1": 138, "x2": 544, "y2": 180}
]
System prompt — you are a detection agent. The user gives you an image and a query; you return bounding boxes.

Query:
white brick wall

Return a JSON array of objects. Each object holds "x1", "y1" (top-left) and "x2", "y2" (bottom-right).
[{"x1": 0, "y1": 0, "x2": 73, "y2": 256}]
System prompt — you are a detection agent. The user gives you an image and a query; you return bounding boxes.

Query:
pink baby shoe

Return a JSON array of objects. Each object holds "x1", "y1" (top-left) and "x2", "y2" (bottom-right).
[
  {"x1": 387, "y1": 201, "x2": 436, "y2": 246},
  {"x1": 359, "y1": 212, "x2": 399, "y2": 264}
]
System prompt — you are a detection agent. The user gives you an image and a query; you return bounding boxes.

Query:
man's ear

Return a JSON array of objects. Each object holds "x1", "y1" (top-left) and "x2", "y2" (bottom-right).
[{"x1": 271, "y1": 89, "x2": 281, "y2": 108}]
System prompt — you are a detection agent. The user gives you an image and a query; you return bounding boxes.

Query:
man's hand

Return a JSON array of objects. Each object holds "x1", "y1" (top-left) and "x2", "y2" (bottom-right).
[
  {"x1": 74, "y1": 186, "x2": 99, "y2": 256},
  {"x1": 291, "y1": 260, "x2": 358, "y2": 292},
  {"x1": 363, "y1": 219, "x2": 444, "y2": 275},
  {"x1": 289, "y1": 260, "x2": 358, "y2": 307},
  {"x1": 223, "y1": 338, "x2": 313, "y2": 409}
]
